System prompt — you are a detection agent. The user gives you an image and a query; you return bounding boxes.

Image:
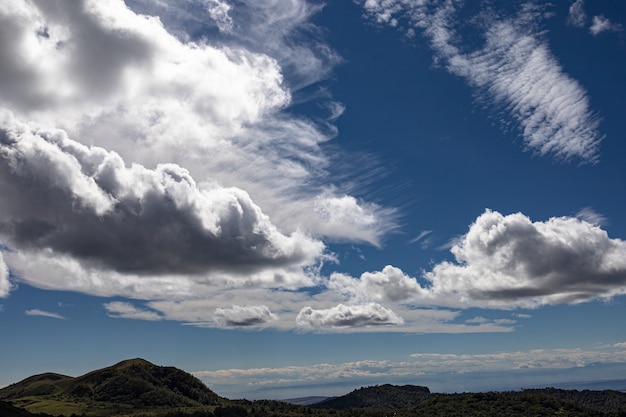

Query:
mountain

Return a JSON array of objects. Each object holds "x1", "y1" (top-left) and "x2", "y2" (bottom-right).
[
  {"x1": 0, "y1": 358, "x2": 223, "y2": 415},
  {"x1": 314, "y1": 384, "x2": 431, "y2": 409}
]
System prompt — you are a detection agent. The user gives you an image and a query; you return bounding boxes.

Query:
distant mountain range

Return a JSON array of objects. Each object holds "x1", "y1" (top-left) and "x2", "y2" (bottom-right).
[
  {"x1": 281, "y1": 396, "x2": 330, "y2": 406},
  {"x1": 2, "y1": 358, "x2": 626, "y2": 417}
]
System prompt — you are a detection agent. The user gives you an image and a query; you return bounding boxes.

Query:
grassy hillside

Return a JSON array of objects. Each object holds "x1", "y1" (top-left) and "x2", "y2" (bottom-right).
[
  {"x1": 0, "y1": 373, "x2": 73, "y2": 399},
  {"x1": 0, "y1": 358, "x2": 224, "y2": 416}
]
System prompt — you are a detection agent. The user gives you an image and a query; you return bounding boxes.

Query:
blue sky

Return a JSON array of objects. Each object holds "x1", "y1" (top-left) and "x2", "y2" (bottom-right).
[{"x1": 1, "y1": 0, "x2": 626, "y2": 400}]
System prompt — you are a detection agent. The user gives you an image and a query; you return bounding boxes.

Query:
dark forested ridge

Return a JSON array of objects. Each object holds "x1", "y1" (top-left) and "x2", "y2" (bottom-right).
[
  {"x1": 314, "y1": 384, "x2": 431, "y2": 409},
  {"x1": 2, "y1": 359, "x2": 626, "y2": 417},
  {"x1": 312, "y1": 384, "x2": 626, "y2": 415},
  {"x1": 518, "y1": 388, "x2": 626, "y2": 412}
]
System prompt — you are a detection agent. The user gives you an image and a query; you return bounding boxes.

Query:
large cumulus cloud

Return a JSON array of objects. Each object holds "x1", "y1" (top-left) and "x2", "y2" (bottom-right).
[
  {"x1": 316, "y1": 210, "x2": 626, "y2": 314},
  {"x1": 426, "y1": 209, "x2": 626, "y2": 307},
  {"x1": 0, "y1": 110, "x2": 322, "y2": 277}
]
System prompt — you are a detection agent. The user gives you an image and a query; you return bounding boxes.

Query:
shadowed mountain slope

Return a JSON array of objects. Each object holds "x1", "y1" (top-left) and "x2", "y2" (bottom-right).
[{"x1": 0, "y1": 400, "x2": 38, "y2": 417}]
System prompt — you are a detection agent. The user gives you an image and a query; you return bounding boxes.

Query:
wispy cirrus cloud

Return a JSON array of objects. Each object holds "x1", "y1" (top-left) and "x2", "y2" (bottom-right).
[
  {"x1": 408, "y1": 230, "x2": 432, "y2": 248},
  {"x1": 360, "y1": 0, "x2": 603, "y2": 162},
  {"x1": 576, "y1": 207, "x2": 607, "y2": 226},
  {"x1": 128, "y1": 0, "x2": 342, "y2": 97},
  {"x1": 25, "y1": 309, "x2": 66, "y2": 320}
]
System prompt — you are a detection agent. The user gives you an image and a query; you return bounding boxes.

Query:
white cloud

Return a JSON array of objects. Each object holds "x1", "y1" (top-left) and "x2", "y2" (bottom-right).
[
  {"x1": 296, "y1": 302, "x2": 404, "y2": 329},
  {"x1": 105, "y1": 301, "x2": 163, "y2": 321},
  {"x1": 408, "y1": 230, "x2": 432, "y2": 245},
  {"x1": 328, "y1": 265, "x2": 427, "y2": 304},
  {"x1": 425, "y1": 209, "x2": 626, "y2": 308},
  {"x1": 204, "y1": 0, "x2": 233, "y2": 32},
  {"x1": 310, "y1": 194, "x2": 395, "y2": 246},
  {"x1": 360, "y1": 0, "x2": 602, "y2": 163},
  {"x1": 25, "y1": 309, "x2": 66, "y2": 320},
  {"x1": 213, "y1": 304, "x2": 278, "y2": 328},
  {"x1": 567, "y1": 0, "x2": 586, "y2": 27},
  {"x1": 576, "y1": 207, "x2": 606, "y2": 226},
  {"x1": 322, "y1": 210, "x2": 626, "y2": 311},
  {"x1": 564, "y1": 2, "x2": 622, "y2": 36},
  {"x1": 0, "y1": 251, "x2": 10, "y2": 298},
  {"x1": 590, "y1": 15, "x2": 623, "y2": 36}
]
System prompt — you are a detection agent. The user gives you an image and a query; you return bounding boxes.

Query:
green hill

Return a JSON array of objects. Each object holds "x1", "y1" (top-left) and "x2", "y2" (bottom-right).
[
  {"x1": 0, "y1": 373, "x2": 73, "y2": 399},
  {"x1": 0, "y1": 358, "x2": 223, "y2": 416}
]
